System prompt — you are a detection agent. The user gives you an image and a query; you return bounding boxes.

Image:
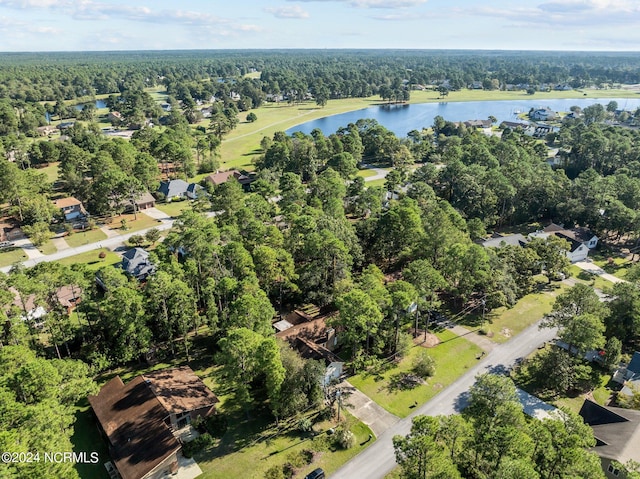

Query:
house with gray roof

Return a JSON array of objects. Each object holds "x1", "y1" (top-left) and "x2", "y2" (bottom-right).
[
  {"x1": 121, "y1": 247, "x2": 156, "y2": 281},
  {"x1": 157, "y1": 179, "x2": 189, "y2": 201},
  {"x1": 614, "y1": 351, "x2": 640, "y2": 398},
  {"x1": 579, "y1": 399, "x2": 640, "y2": 478}
]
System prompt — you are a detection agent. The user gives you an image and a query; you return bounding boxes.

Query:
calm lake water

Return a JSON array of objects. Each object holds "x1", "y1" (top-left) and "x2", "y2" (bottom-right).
[
  {"x1": 286, "y1": 98, "x2": 640, "y2": 137},
  {"x1": 74, "y1": 99, "x2": 107, "y2": 111}
]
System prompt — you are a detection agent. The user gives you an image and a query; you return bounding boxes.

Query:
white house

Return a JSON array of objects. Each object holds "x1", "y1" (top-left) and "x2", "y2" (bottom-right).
[{"x1": 529, "y1": 223, "x2": 598, "y2": 263}]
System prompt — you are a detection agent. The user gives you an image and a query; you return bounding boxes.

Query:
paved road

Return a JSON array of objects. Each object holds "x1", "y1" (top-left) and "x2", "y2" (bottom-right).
[
  {"x1": 330, "y1": 321, "x2": 558, "y2": 479},
  {"x1": 0, "y1": 217, "x2": 175, "y2": 273}
]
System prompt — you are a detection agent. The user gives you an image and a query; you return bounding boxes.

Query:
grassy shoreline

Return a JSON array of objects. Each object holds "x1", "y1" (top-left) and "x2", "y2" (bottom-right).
[{"x1": 219, "y1": 88, "x2": 640, "y2": 170}]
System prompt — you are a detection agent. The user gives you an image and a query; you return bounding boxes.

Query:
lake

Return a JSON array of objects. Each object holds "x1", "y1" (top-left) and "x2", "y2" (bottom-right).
[
  {"x1": 286, "y1": 98, "x2": 640, "y2": 137},
  {"x1": 75, "y1": 99, "x2": 107, "y2": 111}
]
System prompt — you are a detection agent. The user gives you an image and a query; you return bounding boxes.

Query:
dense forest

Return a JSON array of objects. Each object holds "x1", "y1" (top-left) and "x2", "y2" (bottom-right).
[
  {"x1": 2, "y1": 50, "x2": 640, "y2": 102},
  {"x1": 3, "y1": 50, "x2": 640, "y2": 478}
]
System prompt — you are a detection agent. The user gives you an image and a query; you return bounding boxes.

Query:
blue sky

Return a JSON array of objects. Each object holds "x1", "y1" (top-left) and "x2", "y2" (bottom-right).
[{"x1": 0, "y1": 0, "x2": 638, "y2": 52}]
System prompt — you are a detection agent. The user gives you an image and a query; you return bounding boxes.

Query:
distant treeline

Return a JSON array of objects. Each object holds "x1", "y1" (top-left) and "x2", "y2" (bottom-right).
[{"x1": 1, "y1": 49, "x2": 640, "y2": 102}]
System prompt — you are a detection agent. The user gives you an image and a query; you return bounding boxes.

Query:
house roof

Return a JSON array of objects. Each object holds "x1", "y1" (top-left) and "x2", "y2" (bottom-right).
[
  {"x1": 579, "y1": 399, "x2": 640, "y2": 465},
  {"x1": 121, "y1": 247, "x2": 155, "y2": 279},
  {"x1": 53, "y1": 197, "x2": 83, "y2": 209},
  {"x1": 9, "y1": 285, "x2": 81, "y2": 314},
  {"x1": 628, "y1": 352, "x2": 640, "y2": 376},
  {"x1": 135, "y1": 191, "x2": 156, "y2": 206},
  {"x1": 158, "y1": 179, "x2": 189, "y2": 198},
  {"x1": 186, "y1": 183, "x2": 204, "y2": 195},
  {"x1": 543, "y1": 223, "x2": 596, "y2": 243},
  {"x1": 205, "y1": 170, "x2": 242, "y2": 186},
  {"x1": 275, "y1": 310, "x2": 337, "y2": 343},
  {"x1": 88, "y1": 376, "x2": 181, "y2": 479},
  {"x1": 481, "y1": 233, "x2": 528, "y2": 249},
  {"x1": 143, "y1": 366, "x2": 219, "y2": 415}
]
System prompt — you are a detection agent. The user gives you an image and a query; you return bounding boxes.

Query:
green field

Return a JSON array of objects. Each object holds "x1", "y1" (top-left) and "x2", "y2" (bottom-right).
[
  {"x1": 567, "y1": 265, "x2": 612, "y2": 291},
  {"x1": 154, "y1": 200, "x2": 191, "y2": 218},
  {"x1": 64, "y1": 228, "x2": 108, "y2": 248},
  {"x1": 102, "y1": 212, "x2": 161, "y2": 233},
  {"x1": 357, "y1": 168, "x2": 381, "y2": 179},
  {"x1": 37, "y1": 162, "x2": 60, "y2": 184},
  {"x1": 349, "y1": 330, "x2": 482, "y2": 417},
  {"x1": 479, "y1": 284, "x2": 568, "y2": 343},
  {"x1": 0, "y1": 247, "x2": 28, "y2": 268},
  {"x1": 56, "y1": 248, "x2": 120, "y2": 270},
  {"x1": 366, "y1": 178, "x2": 387, "y2": 188},
  {"x1": 38, "y1": 239, "x2": 57, "y2": 255}
]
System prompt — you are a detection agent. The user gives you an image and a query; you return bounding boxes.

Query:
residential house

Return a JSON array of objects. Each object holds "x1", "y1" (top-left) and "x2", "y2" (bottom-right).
[
  {"x1": 157, "y1": 179, "x2": 189, "y2": 201},
  {"x1": 107, "y1": 111, "x2": 123, "y2": 123},
  {"x1": 530, "y1": 107, "x2": 558, "y2": 121},
  {"x1": 57, "y1": 121, "x2": 75, "y2": 130},
  {"x1": 579, "y1": 399, "x2": 640, "y2": 478},
  {"x1": 480, "y1": 233, "x2": 528, "y2": 249},
  {"x1": 275, "y1": 307, "x2": 343, "y2": 386},
  {"x1": 463, "y1": 119, "x2": 493, "y2": 129},
  {"x1": 130, "y1": 191, "x2": 156, "y2": 211},
  {"x1": 613, "y1": 351, "x2": 640, "y2": 397},
  {"x1": 481, "y1": 224, "x2": 598, "y2": 263},
  {"x1": 121, "y1": 247, "x2": 156, "y2": 281},
  {"x1": 8, "y1": 285, "x2": 82, "y2": 326},
  {"x1": 186, "y1": 183, "x2": 205, "y2": 200},
  {"x1": 53, "y1": 197, "x2": 87, "y2": 221},
  {"x1": 204, "y1": 169, "x2": 255, "y2": 190},
  {"x1": 88, "y1": 366, "x2": 218, "y2": 479},
  {"x1": 36, "y1": 125, "x2": 57, "y2": 136},
  {"x1": 530, "y1": 223, "x2": 598, "y2": 263},
  {"x1": 500, "y1": 121, "x2": 530, "y2": 130}
]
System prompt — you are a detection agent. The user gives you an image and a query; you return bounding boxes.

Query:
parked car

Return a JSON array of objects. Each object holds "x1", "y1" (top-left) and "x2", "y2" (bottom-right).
[
  {"x1": 304, "y1": 468, "x2": 325, "y2": 479},
  {"x1": 0, "y1": 241, "x2": 15, "y2": 249}
]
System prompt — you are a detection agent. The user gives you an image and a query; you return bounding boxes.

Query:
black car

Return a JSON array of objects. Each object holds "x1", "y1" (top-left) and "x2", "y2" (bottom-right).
[{"x1": 304, "y1": 468, "x2": 325, "y2": 479}]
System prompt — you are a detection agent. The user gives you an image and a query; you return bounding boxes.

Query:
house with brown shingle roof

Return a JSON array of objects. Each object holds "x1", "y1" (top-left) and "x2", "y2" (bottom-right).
[
  {"x1": 88, "y1": 366, "x2": 218, "y2": 479},
  {"x1": 53, "y1": 196, "x2": 87, "y2": 221}
]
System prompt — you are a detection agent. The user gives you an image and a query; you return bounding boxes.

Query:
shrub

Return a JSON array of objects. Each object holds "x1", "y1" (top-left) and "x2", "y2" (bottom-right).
[
  {"x1": 412, "y1": 350, "x2": 436, "y2": 378},
  {"x1": 205, "y1": 413, "x2": 228, "y2": 438},
  {"x1": 298, "y1": 417, "x2": 313, "y2": 432},
  {"x1": 334, "y1": 427, "x2": 356, "y2": 449},
  {"x1": 265, "y1": 465, "x2": 285, "y2": 479},
  {"x1": 181, "y1": 433, "x2": 215, "y2": 458},
  {"x1": 317, "y1": 406, "x2": 333, "y2": 422},
  {"x1": 286, "y1": 450, "x2": 307, "y2": 468},
  {"x1": 98, "y1": 251, "x2": 106, "y2": 259}
]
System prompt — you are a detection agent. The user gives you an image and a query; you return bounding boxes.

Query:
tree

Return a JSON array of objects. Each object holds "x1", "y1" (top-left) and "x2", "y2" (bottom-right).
[
  {"x1": 22, "y1": 221, "x2": 51, "y2": 247},
  {"x1": 145, "y1": 228, "x2": 161, "y2": 245},
  {"x1": 527, "y1": 236, "x2": 570, "y2": 283},
  {"x1": 332, "y1": 288, "x2": 382, "y2": 358},
  {"x1": 393, "y1": 415, "x2": 462, "y2": 479},
  {"x1": 246, "y1": 112, "x2": 257, "y2": 123}
]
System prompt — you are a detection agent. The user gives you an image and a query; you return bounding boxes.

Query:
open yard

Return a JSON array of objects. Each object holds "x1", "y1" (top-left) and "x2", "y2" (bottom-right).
[
  {"x1": 102, "y1": 212, "x2": 162, "y2": 233},
  {"x1": 349, "y1": 330, "x2": 482, "y2": 417},
  {"x1": 72, "y1": 403, "x2": 111, "y2": 479},
  {"x1": 0, "y1": 246, "x2": 28, "y2": 268},
  {"x1": 38, "y1": 239, "x2": 57, "y2": 255},
  {"x1": 469, "y1": 284, "x2": 568, "y2": 343},
  {"x1": 56, "y1": 248, "x2": 120, "y2": 270},
  {"x1": 154, "y1": 200, "x2": 192, "y2": 218},
  {"x1": 64, "y1": 228, "x2": 108, "y2": 248}
]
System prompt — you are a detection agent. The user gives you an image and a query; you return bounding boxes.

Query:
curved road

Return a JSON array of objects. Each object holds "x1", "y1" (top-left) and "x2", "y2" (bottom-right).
[{"x1": 330, "y1": 321, "x2": 558, "y2": 479}]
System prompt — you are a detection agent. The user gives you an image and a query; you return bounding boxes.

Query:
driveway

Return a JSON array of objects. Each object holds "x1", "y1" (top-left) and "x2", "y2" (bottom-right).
[
  {"x1": 360, "y1": 164, "x2": 390, "y2": 183},
  {"x1": 142, "y1": 207, "x2": 172, "y2": 220},
  {"x1": 339, "y1": 381, "x2": 399, "y2": 437},
  {"x1": 574, "y1": 260, "x2": 626, "y2": 284}
]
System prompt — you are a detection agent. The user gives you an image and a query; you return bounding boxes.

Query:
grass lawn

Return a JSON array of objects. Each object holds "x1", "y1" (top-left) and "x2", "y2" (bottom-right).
[
  {"x1": 103, "y1": 212, "x2": 161, "y2": 234},
  {"x1": 475, "y1": 284, "x2": 568, "y2": 343},
  {"x1": 366, "y1": 178, "x2": 387, "y2": 188},
  {"x1": 154, "y1": 200, "x2": 192, "y2": 218},
  {"x1": 38, "y1": 239, "x2": 57, "y2": 255},
  {"x1": 0, "y1": 247, "x2": 28, "y2": 267},
  {"x1": 72, "y1": 402, "x2": 111, "y2": 479},
  {"x1": 349, "y1": 330, "x2": 482, "y2": 417},
  {"x1": 356, "y1": 168, "x2": 379, "y2": 179},
  {"x1": 567, "y1": 265, "x2": 612, "y2": 291},
  {"x1": 196, "y1": 410, "x2": 372, "y2": 479},
  {"x1": 56, "y1": 248, "x2": 121, "y2": 270},
  {"x1": 65, "y1": 228, "x2": 108, "y2": 248},
  {"x1": 37, "y1": 161, "x2": 60, "y2": 184},
  {"x1": 551, "y1": 370, "x2": 614, "y2": 414}
]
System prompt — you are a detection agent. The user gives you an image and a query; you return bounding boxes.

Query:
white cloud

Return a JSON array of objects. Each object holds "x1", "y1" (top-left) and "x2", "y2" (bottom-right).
[
  {"x1": 265, "y1": 5, "x2": 310, "y2": 19},
  {"x1": 292, "y1": 0, "x2": 427, "y2": 8}
]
